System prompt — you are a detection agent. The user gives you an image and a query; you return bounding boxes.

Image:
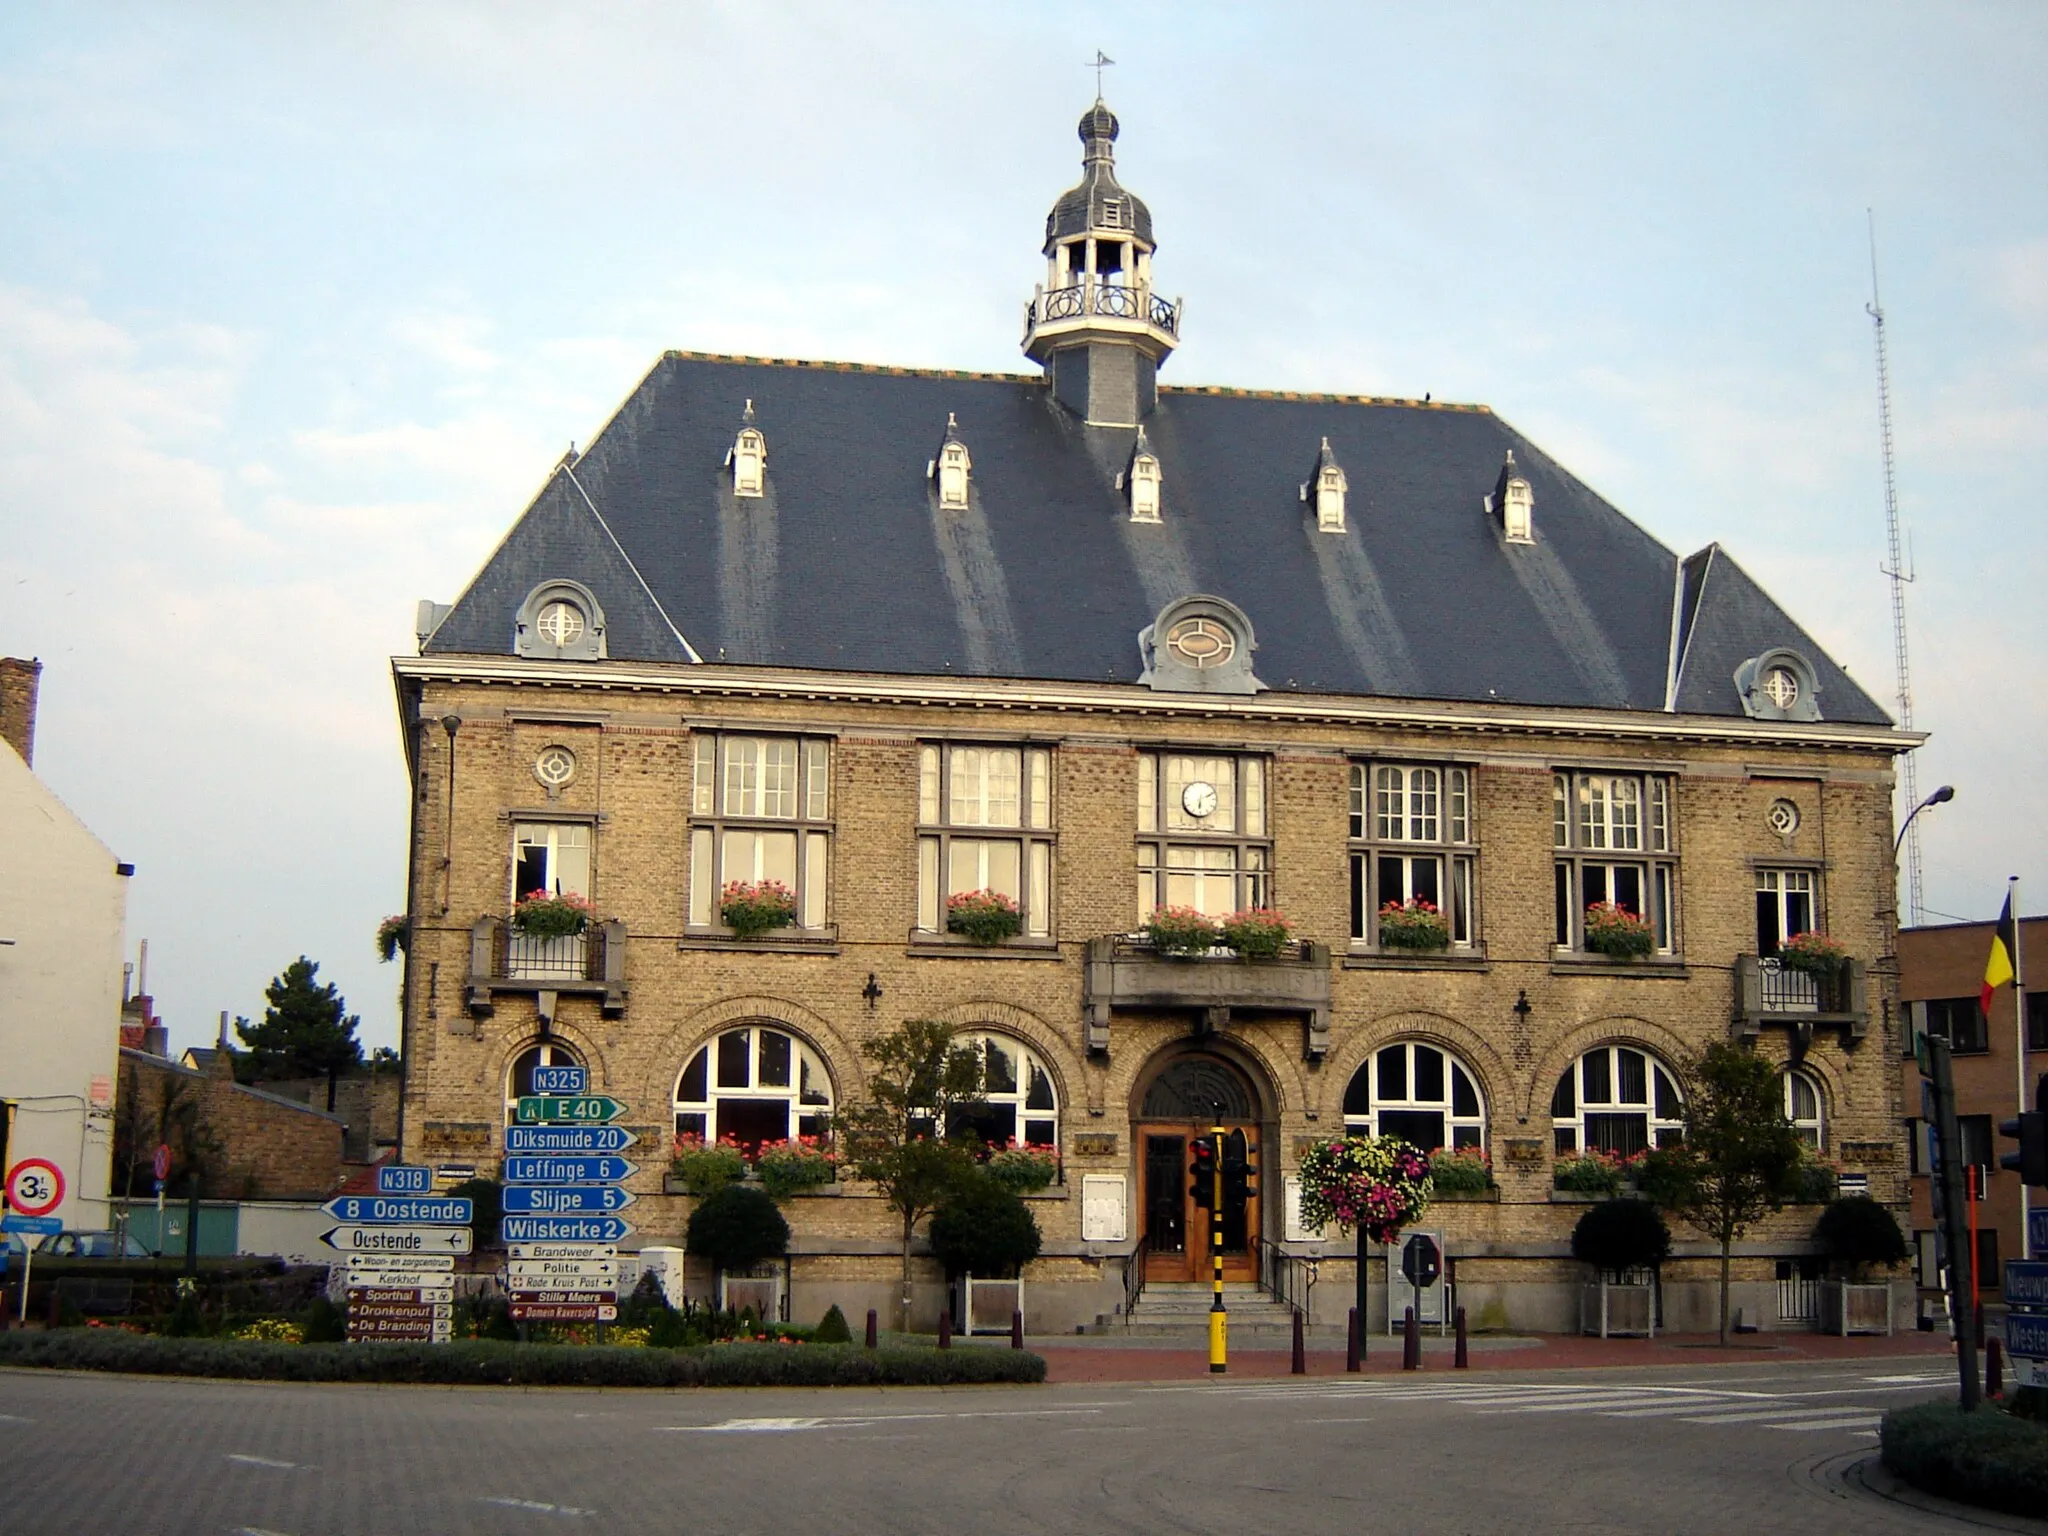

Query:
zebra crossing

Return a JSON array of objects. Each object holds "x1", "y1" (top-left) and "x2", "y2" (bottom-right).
[{"x1": 1143, "y1": 1369, "x2": 1954, "y2": 1440}]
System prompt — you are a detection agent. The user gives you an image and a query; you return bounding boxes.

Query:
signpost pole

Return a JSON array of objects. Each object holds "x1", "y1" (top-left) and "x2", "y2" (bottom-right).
[{"x1": 1928, "y1": 1037, "x2": 1982, "y2": 1410}]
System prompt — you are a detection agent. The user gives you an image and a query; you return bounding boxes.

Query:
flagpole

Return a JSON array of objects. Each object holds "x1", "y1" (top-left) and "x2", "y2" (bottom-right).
[{"x1": 2013, "y1": 877, "x2": 2031, "y2": 1259}]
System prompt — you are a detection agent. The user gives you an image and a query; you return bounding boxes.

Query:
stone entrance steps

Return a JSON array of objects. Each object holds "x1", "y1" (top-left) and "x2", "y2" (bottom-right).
[{"x1": 1082, "y1": 1281, "x2": 1337, "y2": 1339}]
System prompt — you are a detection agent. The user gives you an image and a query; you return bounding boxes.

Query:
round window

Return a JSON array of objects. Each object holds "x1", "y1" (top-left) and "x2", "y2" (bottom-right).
[
  {"x1": 1761, "y1": 666, "x2": 1800, "y2": 710},
  {"x1": 537, "y1": 600, "x2": 586, "y2": 647},
  {"x1": 1166, "y1": 616, "x2": 1235, "y2": 669},
  {"x1": 535, "y1": 746, "x2": 577, "y2": 788},
  {"x1": 1766, "y1": 798, "x2": 1799, "y2": 837}
]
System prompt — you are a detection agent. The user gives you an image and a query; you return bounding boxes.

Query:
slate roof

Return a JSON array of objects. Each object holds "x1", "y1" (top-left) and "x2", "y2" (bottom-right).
[{"x1": 424, "y1": 352, "x2": 1892, "y2": 726}]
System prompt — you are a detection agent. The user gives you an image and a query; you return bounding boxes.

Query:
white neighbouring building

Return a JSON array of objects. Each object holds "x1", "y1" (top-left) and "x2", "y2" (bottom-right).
[{"x1": 0, "y1": 658, "x2": 128, "y2": 1231}]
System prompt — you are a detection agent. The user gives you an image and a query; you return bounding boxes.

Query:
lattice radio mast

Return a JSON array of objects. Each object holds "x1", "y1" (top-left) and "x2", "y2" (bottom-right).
[{"x1": 1867, "y1": 212, "x2": 1923, "y2": 923}]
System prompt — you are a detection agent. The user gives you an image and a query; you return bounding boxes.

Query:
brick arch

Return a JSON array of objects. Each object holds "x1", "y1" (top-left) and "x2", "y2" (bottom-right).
[
  {"x1": 1316, "y1": 1010, "x2": 1513, "y2": 1131},
  {"x1": 1522, "y1": 1014, "x2": 1694, "y2": 1126},
  {"x1": 922, "y1": 1001, "x2": 1079, "y2": 1123},
  {"x1": 648, "y1": 995, "x2": 866, "y2": 1111},
  {"x1": 1778, "y1": 1047, "x2": 1846, "y2": 1134},
  {"x1": 1126, "y1": 1031, "x2": 1293, "y2": 1122},
  {"x1": 486, "y1": 1020, "x2": 607, "y2": 1104}
]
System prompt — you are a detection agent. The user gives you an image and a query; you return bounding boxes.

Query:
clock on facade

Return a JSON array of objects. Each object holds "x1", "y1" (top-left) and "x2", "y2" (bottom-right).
[{"x1": 1182, "y1": 780, "x2": 1219, "y2": 818}]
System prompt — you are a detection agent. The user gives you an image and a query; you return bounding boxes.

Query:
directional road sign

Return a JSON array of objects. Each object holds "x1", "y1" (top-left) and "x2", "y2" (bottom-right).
[
  {"x1": 514, "y1": 1096, "x2": 626, "y2": 1125},
  {"x1": 502, "y1": 1184, "x2": 637, "y2": 1214},
  {"x1": 348, "y1": 1273, "x2": 457, "y2": 1293},
  {"x1": 509, "y1": 1303, "x2": 618, "y2": 1323},
  {"x1": 2032, "y1": 1207, "x2": 2048, "y2": 1256},
  {"x1": 530, "y1": 1064, "x2": 588, "y2": 1095},
  {"x1": 502, "y1": 1156, "x2": 634, "y2": 1185},
  {"x1": 2007, "y1": 1309, "x2": 2048, "y2": 1369},
  {"x1": 504, "y1": 1125, "x2": 638, "y2": 1154},
  {"x1": 346, "y1": 1253, "x2": 455, "y2": 1272},
  {"x1": 322, "y1": 1224, "x2": 474, "y2": 1256},
  {"x1": 2006, "y1": 1259, "x2": 2048, "y2": 1310},
  {"x1": 500, "y1": 1214, "x2": 632, "y2": 1244},
  {"x1": 509, "y1": 1289, "x2": 617, "y2": 1306},
  {"x1": 0, "y1": 1214, "x2": 62, "y2": 1237},
  {"x1": 507, "y1": 1259, "x2": 619, "y2": 1281},
  {"x1": 508, "y1": 1243, "x2": 618, "y2": 1261},
  {"x1": 348, "y1": 1287, "x2": 455, "y2": 1309},
  {"x1": 375, "y1": 1164, "x2": 436, "y2": 1195},
  {"x1": 322, "y1": 1194, "x2": 472, "y2": 1225},
  {"x1": 350, "y1": 1317, "x2": 453, "y2": 1341}
]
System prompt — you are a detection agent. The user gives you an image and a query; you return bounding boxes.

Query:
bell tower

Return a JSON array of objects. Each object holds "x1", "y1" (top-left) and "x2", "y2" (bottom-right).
[{"x1": 1023, "y1": 101, "x2": 1181, "y2": 428}]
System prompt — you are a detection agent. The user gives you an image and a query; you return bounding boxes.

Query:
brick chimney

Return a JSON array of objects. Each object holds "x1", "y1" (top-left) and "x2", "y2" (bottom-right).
[{"x1": 0, "y1": 657, "x2": 42, "y2": 767}]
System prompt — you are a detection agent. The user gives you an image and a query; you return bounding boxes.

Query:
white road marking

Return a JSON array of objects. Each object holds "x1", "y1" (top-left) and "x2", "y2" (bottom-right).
[
  {"x1": 478, "y1": 1497, "x2": 594, "y2": 1516},
  {"x1": 1766, "y1": 1415, "x2": 1884, "y2": 1432},
  {"x1": 1606, "y1": 1400, "x2": 1758, "y2": 1418},
  {"x1": 1863, "y1": 1373, "x2": 1946, "y2": 1384},
  {"x1": 232, "y1": 1527, "x2": 297, "y2": 1535},
  {"x1": 0, "y1": 1413, "x2": 33, "y2": 1423},
  {"x1": 666, "y1": 1407, "x2": 1103, "y2": 1434},
  {"x1": 1302, "y1": 1416, "x2": 1377, "y2": 1424},
  {"x1": 1681, "y1": 1405, "x2": 1879, "y2": 1425},
  {"x1": 679, "y1": 1418, "x2": 827, "y2": 1433},
  {"x1": 1477, "y1": 1395, "x2": 1711, "y2": 1415},
  {"x1": 224, "y1": 1454, "x2": 309, "y2": 1471}
]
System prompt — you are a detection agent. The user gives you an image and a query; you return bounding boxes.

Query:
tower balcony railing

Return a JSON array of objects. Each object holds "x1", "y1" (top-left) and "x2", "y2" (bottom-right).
[
  {"x1": 1081, "y1": 932, "x2": 1331, "y2": 1062},
  {"x1": 466, "y1": 915, "x2": 628, "y2": 1018},
  {"x1": 1732, "y1": 954, "x2": 1867, "y2": 1047},
  {"x1": 1025, "y1": 280, "x2": 1180, "y2": 340}
]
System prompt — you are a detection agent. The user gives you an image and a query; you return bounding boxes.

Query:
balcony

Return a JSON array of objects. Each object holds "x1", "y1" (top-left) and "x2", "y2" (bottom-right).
[
  {"x1": 1023, "y1": 280, "x2": 1180, "y2": 342},
  {"x1": 1082, "y1": 933, "x2": 1332, "y2": 1061},
  {"x1": 1733, "y1": 954, "x2": 1867, "y2": 1049},
  {"x1": 466, "y1": 916, "x2": 627, "y2": 1018}
]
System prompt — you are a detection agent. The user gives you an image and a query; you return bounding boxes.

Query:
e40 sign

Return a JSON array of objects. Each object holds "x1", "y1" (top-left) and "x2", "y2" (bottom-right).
[{"x1": 514, "y1": 1096, "x2": 625, "y2": 1125}]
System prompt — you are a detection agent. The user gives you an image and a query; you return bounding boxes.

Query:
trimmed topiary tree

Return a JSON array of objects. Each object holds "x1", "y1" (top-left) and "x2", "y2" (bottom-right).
[
  {"x1": 814, "y1": 1303, "x2": 853, "y2": 1344},
  {"x1": 686, "y1": 1183, "x2": 790, "y2": 1276},
  {"x1": 929, "y1": 1178, "x2": 1042, "y2": 1279},
  {"x1": 1814, "y1": 1194, "x2": 1909, "y2": 1280},
  {"x1": 1570, "y1": 1198, "x2": 1671, "y2": 1279}
]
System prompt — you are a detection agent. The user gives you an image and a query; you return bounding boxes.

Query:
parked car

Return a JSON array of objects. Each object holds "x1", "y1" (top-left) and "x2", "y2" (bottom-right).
[{"x1": 34, "y1": 1230, "x2": 154, "y2": 1260}]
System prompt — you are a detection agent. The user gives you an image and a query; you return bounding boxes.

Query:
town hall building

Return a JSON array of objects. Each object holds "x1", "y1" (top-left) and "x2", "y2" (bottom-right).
[{"x1": 392, "y1": 101, "x2": 1914, "y2": 1334}]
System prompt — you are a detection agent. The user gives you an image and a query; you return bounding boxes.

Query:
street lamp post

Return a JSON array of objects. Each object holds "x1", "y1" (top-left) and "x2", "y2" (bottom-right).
[{"x1": 1896, "y1": 784, "x2": 1955, "y2": 859}]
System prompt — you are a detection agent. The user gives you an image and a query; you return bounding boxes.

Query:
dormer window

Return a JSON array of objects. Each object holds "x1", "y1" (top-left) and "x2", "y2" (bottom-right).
[
  {"x1": 1302, "y1": 438, "x2": 1348, "y2": 533},
  {"x1": 726, "y1": 401, "x2": 766, "y2": 498},
  {"x1": 1118, "y1": 428, "x2": 1161, "y2": 523},
  {"x1": 1099, "y1": 198, "x2": 1126, "y2": 230},
  {"x1": 1486, "y1": 450, "x2": 1535, "y2": 544},
  {"x1": 514, "y1": 578, "x2": 607, "y2": 661},
  {"x1": 930, "y1": 414, "x2": 972, "y2": 509}
]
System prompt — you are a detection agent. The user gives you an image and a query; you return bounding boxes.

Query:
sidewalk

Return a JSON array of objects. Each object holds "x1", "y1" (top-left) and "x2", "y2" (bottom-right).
[{"x1": 1028, "y1": 1326, "x2": 1957, "y2": 1383}]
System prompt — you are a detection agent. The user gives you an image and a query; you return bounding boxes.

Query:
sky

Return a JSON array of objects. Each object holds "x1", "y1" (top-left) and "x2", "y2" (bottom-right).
[{"x1": 2, "y1": 2, "x2": 2043, "y2": 1057}]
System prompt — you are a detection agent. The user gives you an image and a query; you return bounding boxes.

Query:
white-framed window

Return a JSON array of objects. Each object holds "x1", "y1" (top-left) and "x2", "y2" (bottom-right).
[
  {"x1": 944, "y1": 1033, "x2": 1060, "y2": 1151},
  {"x1": 673, "y1": 1025, "x2": 835, "y2": 1151},
  {"x1": 729, "y1": 423, "x2": 766, "y2": 497},
  {"x1": 916, "y1": 744, "x2": 1054, "y2": 939},
  {"x1": 1551, "y1": 1045, "x2": 1684, "y2": 1155},
  {"x1": 1136, "y1": 751, "x2": 1270, "y2": 921},
  {"x1": 506, "y1": 1040, "x2": 583, "y2": 1126},
  {"x1": 1341, "y1": 1041, "x2": 1486, "y2": 1152},
  {"x1": 932, "y1": 417, "x2": 971, "y2": 510},
  {"x1": 689, "y1": 734, "x2": 831, "y2": 932},
  {"x1": 1553, "y1": 770, "x2": 1678, "y2": 954},
  {"x1": 1127, "y1": 450, "x2": 1161, "y2": 523},
  {"x1": 1756, "y1": 868, "x2": 1817, "y2": 956},
  {"x1": 514, "y1": 822, "x2": 590, "y2": 902},
  {"x1": 1785, "y1": 1069, "x2": 1824, "y2": 1151},
  {"x1": 1349, "y1": 763, "x2": 1476, "y2": 948}
]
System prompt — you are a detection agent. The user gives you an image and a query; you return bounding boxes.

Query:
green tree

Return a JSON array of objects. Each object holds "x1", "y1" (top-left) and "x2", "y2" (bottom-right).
[
  {"x1": 1642, "y1": 1042, "x2": 1806, "y2": 1345},
  {"x1": 834, "y1": 1019, "x2": 987, "y2": 1333},
  {"x1": 234, "y1": 957, "x2": 363, "y2": 1099}
]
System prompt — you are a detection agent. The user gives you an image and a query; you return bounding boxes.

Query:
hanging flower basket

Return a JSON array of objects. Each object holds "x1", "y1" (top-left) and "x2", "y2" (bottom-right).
[
  {"x1": 1143, "y1": 905, "x2": 1220, "y2": 956},
  {"x1": 719, "y1": 879, "x2": 797, "y2": 939},
  {"x1": 1377, "y1": 898, "x2": 1450, "y2": 951},
  {"x1": 1220, "y1": 908, "x2": 1292, "y2": 959},
  {"x1": 1296, "y1": 1134, "x2": 1432, "y2": 1244},
  {"x1": 1583, "y1": 902, "x2": 1656, "y2": 958},
  {"x1": 512, "y1": 890, "x2": 593, "y2": 938},
  {"x1": 946, "y1": 888, "x2": 1024, "y2": 946},
  {"x1": 1778, "y1": 931, "x2": 1849, "y2": 979},
  {"x1": 375, "y1": 914, "x2": 410, "y2": 963}
]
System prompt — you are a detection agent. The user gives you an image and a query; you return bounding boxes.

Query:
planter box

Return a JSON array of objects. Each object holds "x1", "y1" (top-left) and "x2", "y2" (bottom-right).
[
  {"x1": 1581, "y1": 1279, "x2": 1655, "y2": 1338},
  {"x1": 1819, "y1": 1280, "x2": 1892, "y2": 1336},
  {"x1": 1431, "y1": 1188, "x2": 1499, "y2": 1203}
]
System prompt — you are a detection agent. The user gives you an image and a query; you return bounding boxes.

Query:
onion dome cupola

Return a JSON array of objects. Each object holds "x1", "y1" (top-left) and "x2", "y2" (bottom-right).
[{"x1": 1023, "y1": 101, "x2": 1180, "y2": 428}]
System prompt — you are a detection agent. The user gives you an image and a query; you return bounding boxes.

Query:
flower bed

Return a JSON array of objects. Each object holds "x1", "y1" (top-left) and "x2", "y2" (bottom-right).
[
  {"x1": 1425, "y1": 1146, "x2": 1493, "y2": 1195},
  {"x1": 1583, "y1": 902, "x2": 1655, "y2": 958},
  {"x1": 1297, "y1": 1135, "x2": 1432, "y2": 1243},
  {"x1": 1778, "y1": 931, "x2": 1848, "y2": 978},
  {"x1": 945, "y1": 888, "x2": 1024, "y2": 946},
  {"x1": 1376, "y1": 898, "x2": 1450, "y2": 951},
  {"x1": 1219, "y1": 908, "x2": 1292, "y2": 959},
  {"x1": 513, "y1": 890, "x2": 593, "y2": 938},
  {"x1": 1143, "y1": 905, "x2": 1220, "y2": 956},
  {"x1": 719, "y1": 880, "x2": 797, "y2": 939}
]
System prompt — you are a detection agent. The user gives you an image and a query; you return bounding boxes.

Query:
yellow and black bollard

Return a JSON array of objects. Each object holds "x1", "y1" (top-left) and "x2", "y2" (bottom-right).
[{"x1": 1209, "y1": 1123, "x2": 1228, "y2": 1374}]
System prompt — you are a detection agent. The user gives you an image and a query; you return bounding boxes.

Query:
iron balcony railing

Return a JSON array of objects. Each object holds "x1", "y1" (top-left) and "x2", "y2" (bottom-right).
[
  {"x1": 1025, "y1": 281, "x2": 1181, "y2": 339},
  {"x1": 498, "y1": 924, "x2": 606, "y2": 982},
  {"x1": 1733, "y1": 954, "x2": 1866, "y2": 1038},
  {"x1": 467, "y1": 915, "x2": 628, "y2": 1017}
]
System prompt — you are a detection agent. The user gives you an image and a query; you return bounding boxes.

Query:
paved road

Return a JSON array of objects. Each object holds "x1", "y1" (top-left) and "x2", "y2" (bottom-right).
[{"x1": 0, "y1": 1354, "x2": 1999, "y2": 1534}]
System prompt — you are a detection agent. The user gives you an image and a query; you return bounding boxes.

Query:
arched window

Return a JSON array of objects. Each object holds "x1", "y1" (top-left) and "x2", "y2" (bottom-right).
[
  {"x1": 1341, "y1": 1041, "x2": 1485, "y2": 1152},
  {"x1": 673, "y1": 1025, "x2": 834, "y2": 1152},
  {"x1": 505, "y1": 1040, "x2": 583, "y2": 1124},
  {"x1": 945, "y1": 1033, "x2": 1059, "y2": 1150},
  {"x1": 1784, "y1": 1069, "x2": 1824, "y2": 1151},
  {"x1": 1551, "y1": 1045, "x2": 1683, "y2": 1156}
]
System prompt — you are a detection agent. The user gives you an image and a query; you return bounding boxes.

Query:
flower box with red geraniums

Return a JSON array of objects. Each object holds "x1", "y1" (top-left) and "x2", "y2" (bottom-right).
[
  {"x1": 982, "y1": 1140, "x2": 1060, "y2": 1194},
  {"x1": 1552, "y1": 1147, "x2": 1648, "y2": 1196},
  {"x1": 512, "y1": 890, "x2": 594, "y2": 938},
  {"x1": 1777, "y1": 931, "x2": 1849, "y2": 979},
  {"x1": 719, "y1": 879, "x2": 797, "y2": 940},
  {"x1": 1583, "y1": 901, "x2": 1656, "y2": 959},
  {"x1": 670, "y1": 1134, "x2": 749, "y2": 1196},
  {"x1": 1220, "y1": 908, "x2": 1293, "y2": 960},
  {"x1": 1377, "y1": 898, "x2": 1450, "y2": 952},
  {"x1": 753, "y1": 1136, "x2": 838, "y2": 1201},
  {"x1": 945, "y1": 888, "x2": 1024, "y2": 947},
  {"x1": 1143, "y1": 905, "x2": 1220, "y2": 956},
  {"x1": 1426, "y1": 1145, "x2": 1494, "y2": 1196}
]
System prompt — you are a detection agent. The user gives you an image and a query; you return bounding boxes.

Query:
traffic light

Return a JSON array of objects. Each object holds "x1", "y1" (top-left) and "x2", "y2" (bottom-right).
[
  {"x1": 1999, "y1": 1112, "x2": 2047, "y2": 1188},
  {"x1": 1221, "y1": 1128, "x2": 1257, "y2": 1202},
  {"x1": 1189, "y1": 1136, "x2": 1216, "y2": 1207}
]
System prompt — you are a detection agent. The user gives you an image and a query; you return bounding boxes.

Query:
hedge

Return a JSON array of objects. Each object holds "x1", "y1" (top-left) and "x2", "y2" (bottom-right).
[
  {"x1": 0, "y1": 1328, "x2": 1045, "y2": 1387},
  {"x1": 1880, "y1": 1400, "x2": 2048, "y2": 1517}
]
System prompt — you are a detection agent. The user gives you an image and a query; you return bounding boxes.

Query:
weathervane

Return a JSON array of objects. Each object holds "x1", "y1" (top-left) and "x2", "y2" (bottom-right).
[{"x1": 1088, "y1": 50, "x2": 1114, "y2": 98}]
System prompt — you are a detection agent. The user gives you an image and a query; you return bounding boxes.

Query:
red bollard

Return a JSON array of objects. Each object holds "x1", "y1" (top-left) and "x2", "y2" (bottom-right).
[
  {"x1": 865, "y1": 1308, "x2": 878, "y2": 1349},
  {"x1": 1291, "y1": 1308, "x2": 1306, "y2": 1375},
  {"x1": 1454, "y1": 1305, "x2": 1469, "y2": 1369},
  {"x1": 1986, "y1": 1335, "x2": 2004, "y2": 1398},
  {"x1": 1403, "y1": 1305, "x2": 1420, "y2": 1371},
  {"x1": 938, "y1": 1308, "x2": 952, "y2": 1350},
  {"x1": 1346, "y1": 1306, "x2": 1361, "y2": 1373},
  {"x1": 1011, "y1": 1309, "x2": 1024, "y2": 1350}
]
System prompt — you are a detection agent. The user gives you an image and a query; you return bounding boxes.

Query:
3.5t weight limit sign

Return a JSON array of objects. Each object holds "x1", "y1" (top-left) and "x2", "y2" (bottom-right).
[{"x1": 5, "y1": 1158, "x2": 66, "y2": 1218}]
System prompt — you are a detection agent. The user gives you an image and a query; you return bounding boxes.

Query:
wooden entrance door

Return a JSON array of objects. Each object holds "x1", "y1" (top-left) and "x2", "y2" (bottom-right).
[{"x1": 1138, "y1": 1121, "x2": 1260, "y2": 1282}]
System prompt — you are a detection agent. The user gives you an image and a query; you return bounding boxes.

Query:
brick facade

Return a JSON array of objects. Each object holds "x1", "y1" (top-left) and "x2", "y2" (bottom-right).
[
  {"x1": 394, "y1": 666, "x2": 1909, "y2": 1332},
  {"x1": 117, "y1": 1048, "x2": 346, "y2": 1201},
  {"x1": 1, "y1": 655, "x2": 41, "y2": 766}
]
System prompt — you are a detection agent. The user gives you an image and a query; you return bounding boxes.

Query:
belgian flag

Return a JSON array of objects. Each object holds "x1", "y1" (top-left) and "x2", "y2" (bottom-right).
[{"x1": 1981, "y1": 890, "x2": 2018, "y2": 1015}]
